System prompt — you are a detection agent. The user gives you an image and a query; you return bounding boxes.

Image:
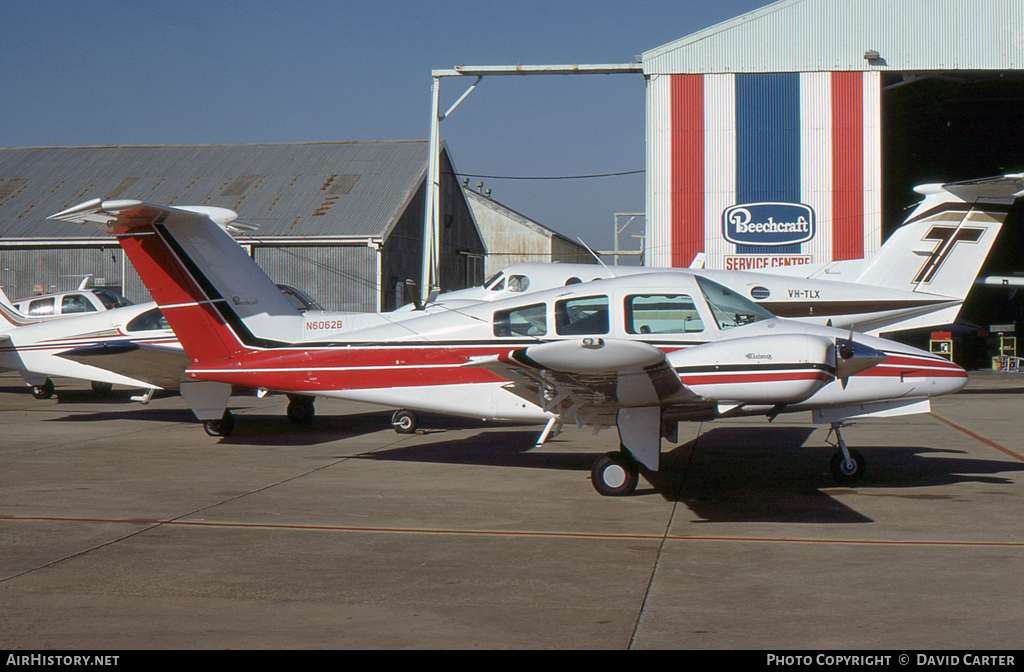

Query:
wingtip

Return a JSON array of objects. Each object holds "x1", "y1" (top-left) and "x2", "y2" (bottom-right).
[{"x1": 48, "y1": 198, "x2": 144, "y2": 223}]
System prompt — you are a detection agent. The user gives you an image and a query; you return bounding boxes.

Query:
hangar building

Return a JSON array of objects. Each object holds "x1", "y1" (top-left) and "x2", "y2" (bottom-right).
[
  {"x1": 642, "y1": 0, "x2": 1024, "y2": 292},
  {"x1": 0, "y1": 141, "x2": 485, "y2": 312}
]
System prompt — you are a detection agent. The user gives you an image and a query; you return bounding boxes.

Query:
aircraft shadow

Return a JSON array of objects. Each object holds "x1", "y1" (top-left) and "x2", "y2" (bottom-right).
[
  {"x1": 361, "y1": 424, "x2": 1024, "y2": 524},
  {"x1": 218, "y1": 411, "x2": 398, "y2": 446}
]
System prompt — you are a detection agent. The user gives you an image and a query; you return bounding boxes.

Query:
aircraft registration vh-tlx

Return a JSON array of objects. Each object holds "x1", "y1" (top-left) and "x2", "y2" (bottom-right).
[{"x1": 50, "y1": 198, "x2": 969, "y2": 496}]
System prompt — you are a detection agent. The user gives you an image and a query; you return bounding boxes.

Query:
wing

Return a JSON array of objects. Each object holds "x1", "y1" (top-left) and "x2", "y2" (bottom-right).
[
  {"x1": 56, "y1": 342, "x2": 189, "y2": 390},
  {"x1": 466, "y1": 337, "x2": 704, "y2": 428}
]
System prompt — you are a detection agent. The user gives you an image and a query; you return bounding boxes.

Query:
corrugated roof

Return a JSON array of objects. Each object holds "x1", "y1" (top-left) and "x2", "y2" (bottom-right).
[
  {"x1": 0, "y1": 141, "x2": 434, "y2": 240},
  {"x1": 643, "y1": 0, "x2": 1024, "y2": 74}
]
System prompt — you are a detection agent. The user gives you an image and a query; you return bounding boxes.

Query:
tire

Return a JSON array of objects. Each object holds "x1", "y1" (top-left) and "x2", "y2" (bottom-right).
[
  {"x1": 91, "y1": 381, "x2": 113, "y2": 395},
  {"x1": 287, "y1": 398, "x2": 316, "y2": 424},
  {"x1": 203, "y1": 410, "x2": 235, "y2": 438},
  {"x1": 32, "y1": 378, "x2": 55, "y2": 400},
  {"x1": 830, "y1": 448, "x2": 865, "y2": 483},
  {"x1": 591, "y1": 451, "x2": 639, "y2": 497},
  {"x1": 392, "y1": 409, "x2": 418, "y2": 434}
]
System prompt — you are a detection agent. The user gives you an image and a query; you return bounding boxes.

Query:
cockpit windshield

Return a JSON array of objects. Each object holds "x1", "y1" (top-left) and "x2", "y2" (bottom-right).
[
  {"x1": 696, "y1": 276, "x2": 774, "y2": 330},
  {"x1": 483, "y1": 273, "x2": 503, "y2": 290}
]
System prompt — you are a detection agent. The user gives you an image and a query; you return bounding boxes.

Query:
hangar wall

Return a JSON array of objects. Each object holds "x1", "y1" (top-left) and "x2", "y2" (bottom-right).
[
  {"x1": 647, "y1": 70, "x2": 881, "y2": 270},
  {"x1": 642, "y1": 0, "x2": 1024, "y2": 276}
]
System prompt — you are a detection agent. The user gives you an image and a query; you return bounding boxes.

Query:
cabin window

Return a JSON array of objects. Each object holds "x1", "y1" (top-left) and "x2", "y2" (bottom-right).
[
  {"x1": 555, "y1": 295, "x2": 609, "y2": 335},
  {"x1": 507, "y1": 275, "x2": 530, "y2": 293},
  {"x1": 126, "y1": 308, "x2": 170, "y2": 333},
  {"x1": 696, "y1": 276, "x2": 774, "y2": 330},
  {"x1": 493, "y1": 302, "x2": 547, "y2": 337},
  {"x1": 625, "y1": 294, "x2": 704, "y2": 334},
  {"x1": 27, "y1": 298, "x2": 55, "y2": 316},
  {"x1": 61, "y1": 294, "x2": 96, "y2": 314}
]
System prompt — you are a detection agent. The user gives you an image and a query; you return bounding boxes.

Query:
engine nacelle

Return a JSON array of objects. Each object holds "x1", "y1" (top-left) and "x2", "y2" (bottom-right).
[{"x1": 669, "y1": 333, "x2": 839, "y2": 405}]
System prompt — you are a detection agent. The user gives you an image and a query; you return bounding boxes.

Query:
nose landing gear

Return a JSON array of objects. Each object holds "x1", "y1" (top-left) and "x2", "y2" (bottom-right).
[{"x1": 827, "y1": 422, "x2": 865, "y2": 483}]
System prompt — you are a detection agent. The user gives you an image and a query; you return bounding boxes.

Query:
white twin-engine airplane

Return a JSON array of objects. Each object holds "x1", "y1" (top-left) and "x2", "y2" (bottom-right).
[
  {"x1": 435, "y1": 174, "x2": 1024, "y2": 336},
  {"x1": 0, "y1": 290, "x2": 181, "y2": 400},
  {"x1": 49, "y1": 198, "x2": 972, "y2": 496}
]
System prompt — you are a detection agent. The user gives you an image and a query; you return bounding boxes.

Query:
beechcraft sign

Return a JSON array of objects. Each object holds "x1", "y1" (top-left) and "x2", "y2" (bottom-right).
[{"x1": 723, "y1": 203, "x2": 816, "y2": 247}]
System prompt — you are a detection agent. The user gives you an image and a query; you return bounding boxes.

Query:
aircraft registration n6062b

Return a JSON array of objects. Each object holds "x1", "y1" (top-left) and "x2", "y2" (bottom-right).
[{"x1": 50, "y1": 199, "x2": 968, "y2": 497}]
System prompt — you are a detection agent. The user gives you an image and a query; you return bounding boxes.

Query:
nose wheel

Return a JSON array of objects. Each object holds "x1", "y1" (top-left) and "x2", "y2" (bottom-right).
[{"x1": 827, "y1": 422, "x2": 865, "y2": 483}]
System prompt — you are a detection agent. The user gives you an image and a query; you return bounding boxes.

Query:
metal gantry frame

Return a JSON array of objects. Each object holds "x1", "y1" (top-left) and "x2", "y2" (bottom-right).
[{"x1": 421, "y1": 63, "x2": 643, "y2": 304}]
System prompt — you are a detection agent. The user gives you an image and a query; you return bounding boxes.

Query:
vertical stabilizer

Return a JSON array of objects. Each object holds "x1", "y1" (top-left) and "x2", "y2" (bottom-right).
[
  {"x1": 48, "y1": 200, "x2": 302, "y2": 364},
  {"x1": 853, "y1": 174, "x2": 1023, "y2": 300}
]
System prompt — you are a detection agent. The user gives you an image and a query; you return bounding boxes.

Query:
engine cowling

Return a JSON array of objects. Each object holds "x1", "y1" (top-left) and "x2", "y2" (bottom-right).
[{"x1": 669, "y1": 333, "x2": 840, "y2": 405}]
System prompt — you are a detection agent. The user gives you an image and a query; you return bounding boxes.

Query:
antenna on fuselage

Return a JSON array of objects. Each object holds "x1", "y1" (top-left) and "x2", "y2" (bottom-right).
[{"x1": 577, "y1": 237, "x2": 618, "y2": 278}]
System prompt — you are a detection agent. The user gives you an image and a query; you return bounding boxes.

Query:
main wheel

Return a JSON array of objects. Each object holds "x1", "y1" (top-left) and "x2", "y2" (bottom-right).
[
  {"x1": 32, "y1": 378, "x2": 55, "y2": 400},
  {"x1": 287, "y1": 398, "x2": 316, "y2": 424},
  {"x1": 203, "y1": 410, "x2": 235, "y2": 438},
  {"x1": 392, "y1": 409, "x2": 418, "y2": 434},
  {"x1": 91, "y1": 381, "x2": 113, "y2": 395},
  {"x1": 830, "y1": 448, "x2": 865, "y2": 483},
  {"x1": 591, "y1": 451, "x2": 639, "y2": 497}
]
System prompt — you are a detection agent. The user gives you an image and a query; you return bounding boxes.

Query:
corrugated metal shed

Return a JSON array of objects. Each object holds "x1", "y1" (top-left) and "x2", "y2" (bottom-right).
[
  {"x1": 0, "y1": 141, "x2": 434, "y2": 240},
  {"x1": 643, "y1": 0, "x2": 1024, "y2": 74},
  {"x1": 462, "y1": 187, "x2": 595, "y2": 277},
  {"x1": 0, "y1": 140, "x2": 489, "y2": 312}
]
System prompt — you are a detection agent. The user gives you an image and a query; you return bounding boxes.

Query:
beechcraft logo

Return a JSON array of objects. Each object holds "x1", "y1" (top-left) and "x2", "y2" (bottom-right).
[{"x1": 913, "y1": 225, "x2": 985, "y2": 284}]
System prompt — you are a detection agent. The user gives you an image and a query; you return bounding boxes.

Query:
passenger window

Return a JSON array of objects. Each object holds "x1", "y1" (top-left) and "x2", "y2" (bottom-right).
[
  {"x1": 27, "y1": 298, "x2": 55, "y2": 316},
  {"x1": 493, "y1": 303, "x2": 546, "y2": 337},
  {"x1": 61, "y1": 294, "x2": 96, "y2": 314},
  {"x1": 555, "y1": 296, "x2": 609, "y2": 336},
  {"x1": 507, "y1": 275, "x2": 530, "y2": 293},
  {"x1": 625, "y1": 294, "x2": 705, "y2": 334}
]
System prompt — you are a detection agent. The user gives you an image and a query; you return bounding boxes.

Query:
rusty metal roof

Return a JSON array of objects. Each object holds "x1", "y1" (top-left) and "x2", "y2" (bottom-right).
[{"x1": 0, "y1": 141, "x2": 435, "y2": 240}]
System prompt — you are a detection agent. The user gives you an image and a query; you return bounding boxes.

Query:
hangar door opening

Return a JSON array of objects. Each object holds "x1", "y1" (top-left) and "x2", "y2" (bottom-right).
[{"x1": 881, "y1": 71, "x2": 1024, "y2": 332}]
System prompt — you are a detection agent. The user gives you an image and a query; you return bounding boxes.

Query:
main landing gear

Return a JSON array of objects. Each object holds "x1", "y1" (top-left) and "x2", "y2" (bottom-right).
[
  {"x1": 203, "y1": 410, "x2": 235, "y2": 438},
  {"x1": 32, "y1": 378, "x2": 55, "y2": 399},
  {"x1": 391, "y1": 409, "x2": 418, "y2": 434},
  {"x1": 591, "y1": 448, "x2": 640, "y2": 497},
  {"x1": 827, "y1": 422, "x2": 865, "y2": 483},
  {"x1": 286, "y1": 395, "x2": 316, "y2": 424}
]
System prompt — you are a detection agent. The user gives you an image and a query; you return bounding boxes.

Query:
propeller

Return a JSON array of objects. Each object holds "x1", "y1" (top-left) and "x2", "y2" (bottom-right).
[{"x1": 833, "y1": 332, "x2": 887, "y2": 388}]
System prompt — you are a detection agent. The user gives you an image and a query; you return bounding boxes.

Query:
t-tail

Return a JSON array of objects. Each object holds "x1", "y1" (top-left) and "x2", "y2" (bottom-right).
[
  {"x1": 47, "y1": 199, "x2": 303, "y2": 366},
  {"x1": 855, "y1": 174, "x2": 1022, "y2": 299},
  {"x1": 789, "y1": 173, "x2": 1023, "y2": 301}
]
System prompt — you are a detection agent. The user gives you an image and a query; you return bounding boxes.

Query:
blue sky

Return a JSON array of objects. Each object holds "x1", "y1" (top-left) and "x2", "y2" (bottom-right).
[{"x1": 1, "y1": 0, "x2": 769, "y2": 251}]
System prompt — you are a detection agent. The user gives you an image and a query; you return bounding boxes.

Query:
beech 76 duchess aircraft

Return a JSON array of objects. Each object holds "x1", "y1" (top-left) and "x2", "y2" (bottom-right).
[{"x1": 50, "y1": 199, "x2": 968, "y2": 496}]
